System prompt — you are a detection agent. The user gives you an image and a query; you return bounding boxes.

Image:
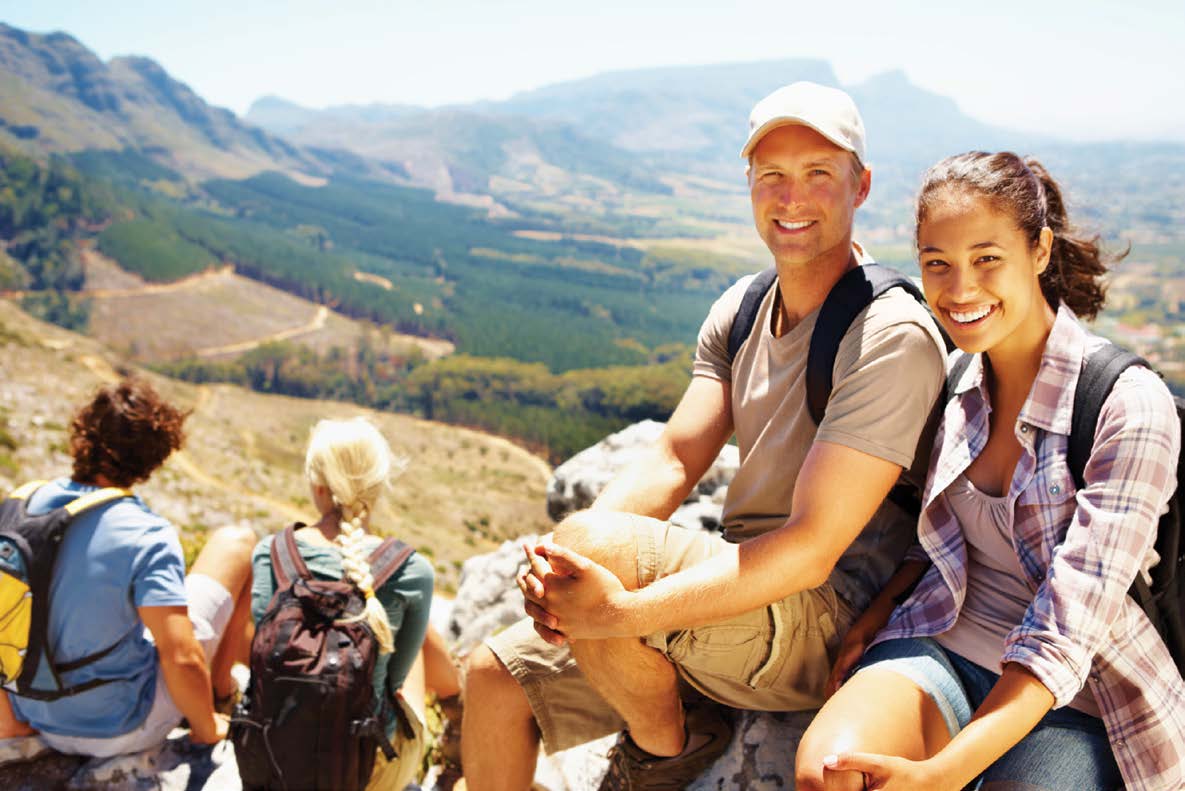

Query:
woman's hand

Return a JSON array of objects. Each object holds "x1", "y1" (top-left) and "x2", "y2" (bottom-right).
[
  {"x1": 823, "y1": 752, "x2": 954, "y2": 790},
  {"x1": 825, "y1": 599, "x2": 891, "y2": 697}
]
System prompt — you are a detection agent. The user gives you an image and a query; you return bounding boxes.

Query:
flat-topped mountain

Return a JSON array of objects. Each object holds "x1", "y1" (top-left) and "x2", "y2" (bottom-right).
[{"x1": 246, "y1": 59, "x2": 1018, "y2": 181}]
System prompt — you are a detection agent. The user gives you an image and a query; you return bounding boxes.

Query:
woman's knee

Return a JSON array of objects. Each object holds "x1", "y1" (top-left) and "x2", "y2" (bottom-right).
[
  {"x1": 191, "y1": 524, "x2": 258, "y2": 591},
  {"x1": 795, "y1": 724, "x2": 866, "y2": 791},
  {"x1": 206, "y1": 524, "x2": 258, "y2": 557}
]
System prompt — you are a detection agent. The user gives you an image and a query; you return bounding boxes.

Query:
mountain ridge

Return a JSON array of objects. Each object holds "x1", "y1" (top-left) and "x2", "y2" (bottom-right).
[{"x1": 0, "y1": 22, "x2": 327, "y2": 181}]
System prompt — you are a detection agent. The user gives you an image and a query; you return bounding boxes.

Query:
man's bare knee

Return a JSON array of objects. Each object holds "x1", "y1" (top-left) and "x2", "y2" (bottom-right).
[
  {"x1": 552, "y1": 510, "x2": 640, "y2": 588},
  {"x1": 464, "y1": 645, "x2": 532, "y2": 720}
]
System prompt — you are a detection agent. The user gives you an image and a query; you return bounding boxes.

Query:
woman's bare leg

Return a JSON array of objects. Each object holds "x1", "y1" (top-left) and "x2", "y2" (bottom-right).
[
  {"x1": 189, "y1": 524, "x2": 257, "y2": 699},
  {"x1": 422, "y1": 624, "x2": 461, "y2": 700},
  {"x1": 795, "y1": 668, "x2": 953, "y2": 791}
]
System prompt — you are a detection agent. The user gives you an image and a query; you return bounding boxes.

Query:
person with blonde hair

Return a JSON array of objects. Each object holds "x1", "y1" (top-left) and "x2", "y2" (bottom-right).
[{"x1": 248, "y1": 416, "x2": 438, "y2": 790}]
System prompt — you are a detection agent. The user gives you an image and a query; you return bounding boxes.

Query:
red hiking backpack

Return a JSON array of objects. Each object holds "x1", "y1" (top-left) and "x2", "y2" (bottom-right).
[{"x1": 231, "y1": 525, "x2": 415, "y2": 791}]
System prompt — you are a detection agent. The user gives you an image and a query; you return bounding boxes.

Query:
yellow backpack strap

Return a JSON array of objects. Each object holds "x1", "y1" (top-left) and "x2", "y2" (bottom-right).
[
  {"x1": 65, "y1": 487, "x2": 134, "y2": 516},
  {"x1": 7, "y1": 480, "x2": 48, "y2": 500}
]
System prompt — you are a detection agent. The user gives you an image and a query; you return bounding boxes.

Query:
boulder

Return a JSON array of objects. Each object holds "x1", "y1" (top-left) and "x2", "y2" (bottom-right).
[
  {"x1": 0, "y1": 732, "x2": 239, "y2": 791},
  {"x1": 546, "y1": 420, "x2": 738, "y2": 523},
  {"x1": 448, "y1": 536, "x2": 542, "y2": 657}
]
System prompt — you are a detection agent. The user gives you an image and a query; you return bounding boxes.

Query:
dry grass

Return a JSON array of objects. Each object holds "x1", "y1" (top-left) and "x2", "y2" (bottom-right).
[
  {"x1": 84, "y1": 262, "x2": 453, "y2": 362},
  {"x1": 0, "y1": 300, "x2": 550, "y2": 592}
]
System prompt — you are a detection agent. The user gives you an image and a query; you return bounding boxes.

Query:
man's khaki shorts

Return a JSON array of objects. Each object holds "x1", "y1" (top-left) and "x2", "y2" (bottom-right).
[{"x1": 486, "y1": 516, "x2": 856, "y2": 754}]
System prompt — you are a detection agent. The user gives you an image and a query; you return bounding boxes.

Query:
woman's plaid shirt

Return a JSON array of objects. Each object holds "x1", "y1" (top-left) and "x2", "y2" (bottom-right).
[{"x1": 872, "y1": 306, "x2": 1185, "y2": 791}]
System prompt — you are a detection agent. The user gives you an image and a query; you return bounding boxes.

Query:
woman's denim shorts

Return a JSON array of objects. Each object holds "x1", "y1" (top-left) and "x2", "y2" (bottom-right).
[{"x1": 855, "y1": 637, "x2": 1123, "y2": 790}]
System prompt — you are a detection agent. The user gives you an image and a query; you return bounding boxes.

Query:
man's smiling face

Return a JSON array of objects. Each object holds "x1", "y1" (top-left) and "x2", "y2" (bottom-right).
[{"x1": 748, "y1": 124, "x2": 870, "y2": 270}]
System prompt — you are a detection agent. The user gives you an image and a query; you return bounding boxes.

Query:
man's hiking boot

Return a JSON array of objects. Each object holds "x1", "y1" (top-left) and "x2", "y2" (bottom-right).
[{"x1": 597, "y1": 703, "x2": 733, "y2": 790}]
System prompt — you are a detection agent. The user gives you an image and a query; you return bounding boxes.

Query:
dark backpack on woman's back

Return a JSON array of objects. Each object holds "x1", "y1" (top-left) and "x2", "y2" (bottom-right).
[
  {"x1": 1065, "y1": 344, "x2": 1185, "y2": 678},
  {"x1": 231, "y1": 525, "x2": 415, "y2": 791},
  {"x1": 948, "y1": 346, "x2": 1185, "y2": 678}
]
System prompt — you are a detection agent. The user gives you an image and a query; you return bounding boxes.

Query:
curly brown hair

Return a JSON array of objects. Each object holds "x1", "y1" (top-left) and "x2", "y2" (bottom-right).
[{"x1": 69, "y1": 378, "x2": 189, "y2": 488}]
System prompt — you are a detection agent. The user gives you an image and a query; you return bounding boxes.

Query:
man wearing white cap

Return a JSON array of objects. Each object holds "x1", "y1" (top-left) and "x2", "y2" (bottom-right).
[{"x1": 463, "y1": 82, "x2": 947, "y2": 790}]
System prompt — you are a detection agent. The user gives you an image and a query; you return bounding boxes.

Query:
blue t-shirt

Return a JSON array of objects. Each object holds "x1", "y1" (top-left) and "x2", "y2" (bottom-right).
[{"x1": 10, "y1": 478, "x2": 188, "y2": 737}]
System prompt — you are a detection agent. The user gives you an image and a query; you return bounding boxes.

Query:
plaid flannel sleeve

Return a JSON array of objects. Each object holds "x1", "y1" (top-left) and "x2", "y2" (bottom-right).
[{"x1": 1001, "y1": 367, "x2": 1180, "y2": 706}]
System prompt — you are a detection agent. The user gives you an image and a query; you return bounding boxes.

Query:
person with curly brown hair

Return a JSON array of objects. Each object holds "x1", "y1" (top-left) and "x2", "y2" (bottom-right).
[{"x1": 0, "y1": 377, "x2": 257, "y2": 757}]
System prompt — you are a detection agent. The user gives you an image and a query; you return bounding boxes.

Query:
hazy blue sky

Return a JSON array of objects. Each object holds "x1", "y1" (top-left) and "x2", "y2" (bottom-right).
[{"x1": 5, "y1": 0, "x2": 1182, "y2": 142}]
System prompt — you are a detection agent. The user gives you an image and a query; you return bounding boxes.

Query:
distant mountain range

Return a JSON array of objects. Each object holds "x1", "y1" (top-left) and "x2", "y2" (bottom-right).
[
  {"x1": 247, "y1": 60, "x2": 1027, "y2": 183},
  {"x1": 0, "y1": 23, "x2": 330, "y2": 180},
  {"x1": 243, "y1": 60, "x2": 1183, "y2": 237},
  {"x1": 0, "y1": 20, "x2": 1181, "y2": 238}
]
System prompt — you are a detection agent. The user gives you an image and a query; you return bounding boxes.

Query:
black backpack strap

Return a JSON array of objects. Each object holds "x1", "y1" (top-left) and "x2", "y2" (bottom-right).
[
  {"x1": 271, "y1": 524, "x2": 313, "y2": 590},
  {"x1": 806, "y1": 264, "x2": 929, "y2": 425},
  {"x1": 946, "y1": 351, "x2": 976, "y2": 403},
  {"x1": 1068, "y1": 344, "x2": 1148, "y2": 490},
  {"x1": 367, "y1": 538, "x2": 415, "y2": 590},
  {"x1": 9, "y1": 486, "x2": 136, "y2": 698},
  {"x1": 726, "y1": 267, "x2": 777, "y2": 362}
]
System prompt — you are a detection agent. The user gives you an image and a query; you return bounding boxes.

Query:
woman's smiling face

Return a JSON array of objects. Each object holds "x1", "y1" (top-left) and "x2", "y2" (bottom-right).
[{"x1": 918, "y1": 188, "x2": 1054, "y2": 357}]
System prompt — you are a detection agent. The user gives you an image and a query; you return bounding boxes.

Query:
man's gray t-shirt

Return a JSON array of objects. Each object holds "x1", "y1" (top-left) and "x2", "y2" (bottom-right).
[{"x1": 694, "y1": 261, "x2": 947, "y2": 611}]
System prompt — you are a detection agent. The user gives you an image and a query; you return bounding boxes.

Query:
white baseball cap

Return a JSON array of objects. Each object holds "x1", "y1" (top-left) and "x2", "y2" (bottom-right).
[{"x1": 740, "y1": 81, "x2": 866, "y2": 164}]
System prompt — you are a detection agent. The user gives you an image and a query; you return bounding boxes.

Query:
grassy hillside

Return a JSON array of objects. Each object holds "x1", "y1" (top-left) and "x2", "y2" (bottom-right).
[
  {"x1": 0, "y1": 299, "x2": 552, "y2": 591},
  {"x1": 82, "y1": 250, "x2": 452, "y2": 364}
]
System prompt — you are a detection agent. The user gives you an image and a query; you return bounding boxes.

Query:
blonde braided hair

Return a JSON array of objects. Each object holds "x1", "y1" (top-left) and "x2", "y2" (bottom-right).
[{"x1": 305, "y1": 417, "x2": 407, "y2": 654}]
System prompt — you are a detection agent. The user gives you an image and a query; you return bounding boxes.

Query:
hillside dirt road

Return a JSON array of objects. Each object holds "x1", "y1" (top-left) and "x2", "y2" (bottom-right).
[{"x1": 195, "y1": 305, "x2": 329, "y2": 357}]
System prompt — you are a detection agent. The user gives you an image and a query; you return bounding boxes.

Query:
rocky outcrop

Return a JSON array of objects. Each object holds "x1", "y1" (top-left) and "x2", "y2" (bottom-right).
[{"x1": 546, "y1": 419, "x2": 738, "y2": 529}]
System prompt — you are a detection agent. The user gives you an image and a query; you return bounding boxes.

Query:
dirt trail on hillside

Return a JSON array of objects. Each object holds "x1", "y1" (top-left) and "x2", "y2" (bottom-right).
[
  {"x1": 76, "y1": 354, "x2": 307, "y2": 521},
  {"x1": 194, "y1": 305, "x2": 330, "y2": 358}
]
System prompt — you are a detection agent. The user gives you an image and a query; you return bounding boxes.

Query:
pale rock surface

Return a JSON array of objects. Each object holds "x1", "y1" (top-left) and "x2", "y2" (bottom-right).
[{"x1": 546, "y1": 420, "x2": 739, "y2": 526}]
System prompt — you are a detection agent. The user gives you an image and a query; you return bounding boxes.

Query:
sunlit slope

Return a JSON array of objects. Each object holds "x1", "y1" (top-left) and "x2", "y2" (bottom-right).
[
  {"x1": 0, "y1": 300, "x2": 551, "y2": 591},
  {"x1": 81, "y1": 247, "x2": 453, "y2": 363}
]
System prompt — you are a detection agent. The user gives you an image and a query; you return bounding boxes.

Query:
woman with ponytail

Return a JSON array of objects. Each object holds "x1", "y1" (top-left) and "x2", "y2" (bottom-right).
[
  {"x1": 250, "y1": 417, "x2": 438, "y2": 790},
  {"x1": 795, "y1": 152, "x2": 1185, "y2": 790}
]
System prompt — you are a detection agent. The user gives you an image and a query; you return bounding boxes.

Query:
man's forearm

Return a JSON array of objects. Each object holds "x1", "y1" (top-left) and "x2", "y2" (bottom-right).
[
  {"x1": 590, "y1": 448, "x2": 698, "y2": 518},
  {"x1": 158, "y1": 648, "x2": 218, "y2": 740},
  {"x1": 619, "y1": 523, "x2": 833, "y2": 636}
]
